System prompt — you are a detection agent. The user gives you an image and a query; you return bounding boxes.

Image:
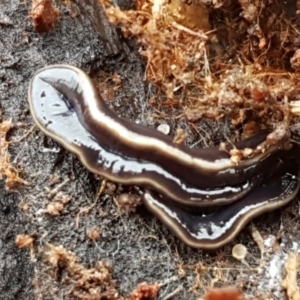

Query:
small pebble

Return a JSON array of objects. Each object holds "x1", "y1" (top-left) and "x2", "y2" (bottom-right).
[
  {"x1": 232, "y1": 244, "x2": 248, "y2": 261},
  {"x1": 157, "y1": 123, "x2": 170, "y2": 135}
]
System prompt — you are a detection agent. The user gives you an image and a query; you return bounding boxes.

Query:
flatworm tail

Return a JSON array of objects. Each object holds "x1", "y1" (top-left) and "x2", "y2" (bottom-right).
[{"x1": 143, "y1": 160, "x2": 300, "y2": 249}]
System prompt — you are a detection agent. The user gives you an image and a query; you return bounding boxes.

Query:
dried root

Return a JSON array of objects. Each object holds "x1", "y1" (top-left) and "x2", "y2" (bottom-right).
[{"x1": 99, "y1": 0, "x2": 300, "y2": 135}]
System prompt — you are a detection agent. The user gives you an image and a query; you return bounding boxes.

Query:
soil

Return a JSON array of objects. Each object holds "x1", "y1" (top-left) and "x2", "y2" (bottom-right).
[{"x1": 1, "y1": 0, "x2": 300, "y2": 299}]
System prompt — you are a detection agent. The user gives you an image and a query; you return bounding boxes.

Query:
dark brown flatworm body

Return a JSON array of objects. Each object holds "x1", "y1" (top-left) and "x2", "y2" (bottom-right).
[
  {"x1": 28, "y1": 64, "x2": 300, "y2": 248},
  {"x1": 28, "y1": 65, "x2": 289, "y2": 206},
  {"x1": 143, "y1": 160, "x2": 300, "y2": 249}
]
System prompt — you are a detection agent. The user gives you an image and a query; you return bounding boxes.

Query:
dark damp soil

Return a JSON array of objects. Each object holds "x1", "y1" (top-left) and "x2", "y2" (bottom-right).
[{"x1": 1, "y1": 0, "x2": 300, "y2": 299}]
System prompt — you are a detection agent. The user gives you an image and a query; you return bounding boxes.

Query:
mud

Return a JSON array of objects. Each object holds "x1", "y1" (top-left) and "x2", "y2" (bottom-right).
[{"x1": 1, "y1": 0, "x2": 300, "y2": 299}]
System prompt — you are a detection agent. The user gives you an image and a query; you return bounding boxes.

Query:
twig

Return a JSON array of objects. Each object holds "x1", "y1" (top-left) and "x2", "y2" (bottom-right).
[{"x1": 162, "y1": 285, "x2": 183, "y2": 300}]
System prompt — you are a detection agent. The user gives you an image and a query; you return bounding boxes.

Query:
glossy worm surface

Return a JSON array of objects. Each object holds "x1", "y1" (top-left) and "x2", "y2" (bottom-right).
[
  {"x1": 28, "y1": 65, "x2": 300, "y2": 249},
  {"x1": 29, "y1": 65, "x2": 288, "y2": 206},
  {"x1": 143, "y1": 160, "x2": 300, "y2": 249}
]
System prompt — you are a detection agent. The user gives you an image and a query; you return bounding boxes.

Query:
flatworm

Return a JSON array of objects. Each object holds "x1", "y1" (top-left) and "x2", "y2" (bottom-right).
[
  {"x1": 28, "y1": 64, "x2": 300, "y2": 248},
  {"x1": 28, "y1": 65, "x2": 289, "y2": 206}
]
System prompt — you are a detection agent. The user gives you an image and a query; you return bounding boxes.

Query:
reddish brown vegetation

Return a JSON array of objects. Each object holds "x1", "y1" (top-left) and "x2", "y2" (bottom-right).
[{"x1": 29, "y1": 0, "x2": 60, "y2": 33}]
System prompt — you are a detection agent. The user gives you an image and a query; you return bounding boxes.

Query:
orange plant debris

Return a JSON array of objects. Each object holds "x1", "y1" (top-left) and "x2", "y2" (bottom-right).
[
  {"x1": 99, "y1": 0, "x2": 300, "y2": 134},
  {"x1": 0, "y1": 119, "x2": 28, "y2": 189},
  {"x1": 203, "y1": 287, "x2": 245, "y2": 300},
  {"x1": 29, "y1": 0, "x2": 60, "y2": 33},
  {"x1": 16, "y1": 234, "x2": 34, "y2": 248},
  {"x1": 44, "y1": 243, "x2": 160, "y2": 299},
  {"x1": 46, "y1": 244, "x2": 122, "y2": 299},
  {"x1": 130, "y1": 282, "x2": 160, "y2": 300}
]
